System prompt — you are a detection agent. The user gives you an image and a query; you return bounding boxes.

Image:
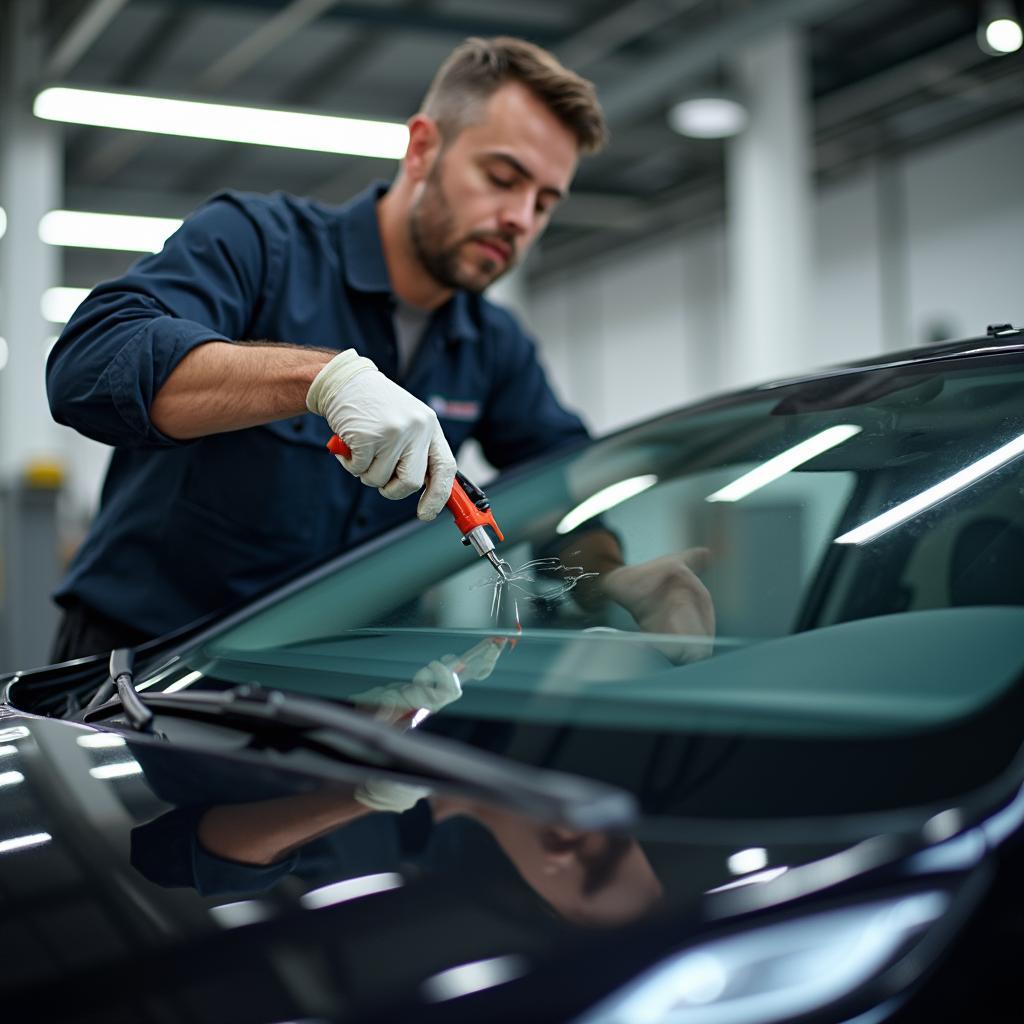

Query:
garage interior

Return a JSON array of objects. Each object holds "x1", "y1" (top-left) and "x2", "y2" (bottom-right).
[{"x1": 0, "y1": 0, "x2": 1022, "y2": 669}]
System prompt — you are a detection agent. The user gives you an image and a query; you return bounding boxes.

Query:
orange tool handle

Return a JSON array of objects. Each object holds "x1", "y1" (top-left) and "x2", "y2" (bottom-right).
[{"x1": 327, "y1": 434, "x2": 504, "y2": 541}]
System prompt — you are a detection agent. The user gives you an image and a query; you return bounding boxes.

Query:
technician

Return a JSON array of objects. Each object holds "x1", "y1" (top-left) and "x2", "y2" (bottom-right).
[{"x1": 47, "y1": 37, "x2": 608, "y2": 660}]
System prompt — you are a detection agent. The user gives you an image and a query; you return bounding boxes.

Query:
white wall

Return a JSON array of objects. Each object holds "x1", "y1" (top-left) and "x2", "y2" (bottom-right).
[
  {"x1": 902, "y1": 115, "x2": 1024, "y2": 344},
  {"x1": 528, "y1": 111, "x2": 1024, "y2": 436},
  {"x1": 530, "y1": 226, "x2": 728, "y2": 435}
]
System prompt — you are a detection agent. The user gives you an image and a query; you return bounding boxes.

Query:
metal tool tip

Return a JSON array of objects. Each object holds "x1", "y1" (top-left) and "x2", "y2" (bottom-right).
[{"x1": 487, "y1": 551, "x2": 512, "y2": 581}]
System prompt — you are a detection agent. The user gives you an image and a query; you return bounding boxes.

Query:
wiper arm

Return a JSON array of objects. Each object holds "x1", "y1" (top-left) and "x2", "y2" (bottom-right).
[
  {"x1": 84, "y1": 648, "x2": 154, "y2": 732},
  {"x1": 135, "y1": 688, "x2": 637, "y2": 831}
]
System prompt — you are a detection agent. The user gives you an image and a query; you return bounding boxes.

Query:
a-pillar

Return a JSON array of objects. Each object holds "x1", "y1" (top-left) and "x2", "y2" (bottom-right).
[{"x1": 725, "y1": 26, "x2": 815, "y2": 387}]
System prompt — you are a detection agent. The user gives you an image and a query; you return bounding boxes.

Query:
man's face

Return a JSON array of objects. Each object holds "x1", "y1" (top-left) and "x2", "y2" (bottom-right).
[
  {"x1": 409, "y1": 81, "x2": 579, "y2": 294},
  {"x1": 481, "y1": 813, "x2": 664, "y2": 928}
]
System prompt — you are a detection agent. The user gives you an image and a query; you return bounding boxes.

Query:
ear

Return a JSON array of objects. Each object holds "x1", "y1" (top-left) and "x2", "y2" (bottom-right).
[{"x1": 403, "y1": 113, "x2": 442, "y2": 184}]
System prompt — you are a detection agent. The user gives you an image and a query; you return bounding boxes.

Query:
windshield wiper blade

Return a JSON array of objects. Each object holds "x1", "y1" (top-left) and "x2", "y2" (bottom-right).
[{"x1": 135, "y1": 688, "x2": 637, "y2": 831}]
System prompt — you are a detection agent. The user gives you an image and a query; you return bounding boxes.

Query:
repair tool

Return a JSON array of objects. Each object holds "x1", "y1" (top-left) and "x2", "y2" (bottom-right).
[{"x1": 326, "y1": 434, "x2": 512, "y2": 580}]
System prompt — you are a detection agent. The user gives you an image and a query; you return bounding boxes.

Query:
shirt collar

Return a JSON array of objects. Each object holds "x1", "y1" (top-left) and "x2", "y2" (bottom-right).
[
  {"x1": 339, "y1": 181, "x2": 393, "y2": 294},
  {"x1": 339, "y1": 179, "x2": 481, "y2": 344}
]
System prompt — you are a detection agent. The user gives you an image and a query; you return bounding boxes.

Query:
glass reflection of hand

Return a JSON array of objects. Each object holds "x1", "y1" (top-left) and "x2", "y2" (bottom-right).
[
  {"x1": 351, "y1": 637, "x2": 506, "y2": 727},
  {"x1": 602, "y1": 548, "x2": 715, "y2": 663},
  {"x1": 350, "y1": 637, "x2": 508, "y2": 812}
]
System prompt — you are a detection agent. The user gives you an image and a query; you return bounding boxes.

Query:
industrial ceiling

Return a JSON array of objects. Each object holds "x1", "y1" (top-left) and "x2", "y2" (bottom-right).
[{"x1": 33, "y1": 0, "x2": 1024, "y2": 290}]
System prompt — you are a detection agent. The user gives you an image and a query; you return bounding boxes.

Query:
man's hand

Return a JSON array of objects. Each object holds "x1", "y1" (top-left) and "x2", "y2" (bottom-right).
[
  {"x1": 602, "y1": 548, "x2": 715, "y2": 663},
  {"x1": 306, "y1": 350, "x2": 457, "y2": 521}
]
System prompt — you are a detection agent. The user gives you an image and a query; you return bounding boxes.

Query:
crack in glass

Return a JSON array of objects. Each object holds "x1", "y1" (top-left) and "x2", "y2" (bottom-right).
[{"x1": 473, "y1": 557, "x2": 600, "y2": 627}]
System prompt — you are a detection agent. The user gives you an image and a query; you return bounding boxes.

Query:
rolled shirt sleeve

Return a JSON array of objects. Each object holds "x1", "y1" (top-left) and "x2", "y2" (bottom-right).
[{"x1": 46, "y1": 194, "x2": 271, "y2": 448}]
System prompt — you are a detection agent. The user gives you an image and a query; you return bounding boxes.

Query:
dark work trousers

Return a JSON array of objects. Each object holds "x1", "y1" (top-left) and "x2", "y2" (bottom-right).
[{"x1": 51, "y1": 602, "x2": 153, "y2": 663}]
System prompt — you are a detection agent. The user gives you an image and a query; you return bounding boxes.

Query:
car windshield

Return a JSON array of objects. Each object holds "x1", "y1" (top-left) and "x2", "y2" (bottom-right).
[{"x1": 139, "y1": 352, "x2": 1024, "y2": 814}]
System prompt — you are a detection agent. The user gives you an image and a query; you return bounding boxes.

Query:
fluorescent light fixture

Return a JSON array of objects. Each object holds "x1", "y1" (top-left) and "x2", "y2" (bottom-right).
[
  {"x1": 89, "y1": 760, "x2": 143, "y2": 780},
  {"x1": 0, "y1": 727, "x2": 30, "y2": 743},
  {"x1": 40, "y1": 210, "x2": 182, "y2": 252},
  {"x1": 985, "y1": 17, "x2": 1023, "y2": 51},
  {"x1": 707, "y1": 866, "x2": 790, "y2": 894},
  {"x1": 77, "y1": 733, "x2": 127, "y2": 749},
  {"x1": 301, "y1": 872, "x2": 402, "y2": 909},
  {"x1": 422, "y1": 955, "x2": 527, "y2": 1003},
  {"x1": 669, "y1": 96, "x2": 748, "y2": 138},
  {"x1": 210, "y1": 900, "x2": 274, "y2": 929},
  {"x1": 42, "y1": 286, "x2": 89, "y2": 324},
  {"x1": 707, "y1": 425, "x2": 862, "y2": 503},
  {"x1": 0, "y1": 338, "x2": 8, "y2": 373},
  {"x1": 0, "y1": 771, "x2": 24, "y2": 788},
  {"x1": 0, "y1": 746, "x2": 17, "y2": 758},
  {"x1": 34, "y1": 86, "x2": 409, "y2": 159},
  {"x1": 0, "y1": 832, "x2": 51, "y2": 855},
  {"x1": 557, "y1": 474, "x2": 658, "y2": 535},
  {"x1": 727, "y1": 847, "x2": 768, "y2": 875},
  {"x1": 0, "y1": 206, "x2": 6, "y2": 239},
  {"x1": 836, "y1": 430, "x2": 1024, "y2": 545},
  {"x1": 979, "y1": 1, "x2": 1023, "y2": 53}
]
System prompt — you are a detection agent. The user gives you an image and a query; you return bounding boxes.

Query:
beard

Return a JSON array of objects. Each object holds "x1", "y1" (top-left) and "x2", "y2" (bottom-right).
[{"x1": 408, "y1": 160, "x2": 516, "y2": 294}]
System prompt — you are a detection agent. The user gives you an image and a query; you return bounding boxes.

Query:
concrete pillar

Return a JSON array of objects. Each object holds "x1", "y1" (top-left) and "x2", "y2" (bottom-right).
[
  {"x1": 876, "y1": 156, "x2": 911, "y2": 352},
  {"x1": 725, "y1": 27, "x2": 814, "y2": 386},
  {"x1": 0, "y1": 0, "x2": 64, "y2": 481},
  {"x1": 0, "y1": 0, "x2": 65, "y2": 669}
]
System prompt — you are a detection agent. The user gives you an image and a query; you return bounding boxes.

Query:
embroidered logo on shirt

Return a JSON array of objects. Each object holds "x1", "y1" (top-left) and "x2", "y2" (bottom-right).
[{"x1": 429, "y1": 395, "x2": 480, "y2": 421}]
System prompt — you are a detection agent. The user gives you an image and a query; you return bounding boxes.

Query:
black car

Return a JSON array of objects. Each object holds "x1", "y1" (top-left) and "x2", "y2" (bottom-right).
[{"x1": 3, "y1": 328, "x2": 1023, "y2": 1023}]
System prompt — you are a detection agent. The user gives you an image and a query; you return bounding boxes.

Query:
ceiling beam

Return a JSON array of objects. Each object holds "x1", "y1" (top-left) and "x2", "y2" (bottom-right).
[
  {"x1": 815, "y1": 35, "x2": 987, "y2": 132},
  {"x1": 76, "y1": 0, "x2": 351, "y2": 184},
  {"x1": 195, "y1": 0, "x2": 341, "y2": 92},
  {"x1": 556, "y1": 0, "x2": 704, "y2": 70},
  {"x1": 598, "y1": 0, "x2": 861, "y2": 126},
  {"x1": 46, "y1": 0, "x2": 132, "y2": 79},
  {"x1": 170, "y1": 0, "x2": 564, "y2": 43}
]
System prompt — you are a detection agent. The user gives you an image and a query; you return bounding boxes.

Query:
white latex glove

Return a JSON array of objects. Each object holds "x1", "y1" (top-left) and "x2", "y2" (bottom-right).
[
  {"x1": 354, "y1": 776, "x2": 432, "y2": 813},
  {"x1": 306, "y1": 349, "x2": 457, "y2": 521}
]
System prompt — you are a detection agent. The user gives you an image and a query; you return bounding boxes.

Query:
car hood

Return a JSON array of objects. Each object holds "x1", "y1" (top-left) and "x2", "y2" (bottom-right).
[{"x1": 0, "y1": 687, "x2": 1017, "y2": 1021}]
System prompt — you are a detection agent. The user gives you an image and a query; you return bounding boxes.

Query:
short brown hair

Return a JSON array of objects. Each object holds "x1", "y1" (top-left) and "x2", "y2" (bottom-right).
[{"x1": 421, "y1": 36, "x2": 608, "y2": 155}]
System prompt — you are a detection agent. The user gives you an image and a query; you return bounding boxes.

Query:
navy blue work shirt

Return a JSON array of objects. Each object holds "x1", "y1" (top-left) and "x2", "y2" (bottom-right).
[{"x1": 47, "y1": 183, "x2": 588, "y2": 637}]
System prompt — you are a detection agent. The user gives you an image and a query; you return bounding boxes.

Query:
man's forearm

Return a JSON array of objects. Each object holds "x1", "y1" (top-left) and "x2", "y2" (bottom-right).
[
  {"x1": 150, "y1": 340, "x2": 336, "y2": 439},
  {"x1": 197, "y1": 788, "x2": 371, "y2": 866}
]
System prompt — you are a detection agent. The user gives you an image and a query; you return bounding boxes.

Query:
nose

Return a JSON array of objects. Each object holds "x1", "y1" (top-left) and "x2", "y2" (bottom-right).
[{"x1": 498, "y1": 190, "x2": 537, "y2": 238}]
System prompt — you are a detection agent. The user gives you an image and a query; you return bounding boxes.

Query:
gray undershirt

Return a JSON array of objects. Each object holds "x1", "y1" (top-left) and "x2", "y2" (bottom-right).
[{"x1": 392, "y1": 299, "x2": 432, "y2": 378}]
